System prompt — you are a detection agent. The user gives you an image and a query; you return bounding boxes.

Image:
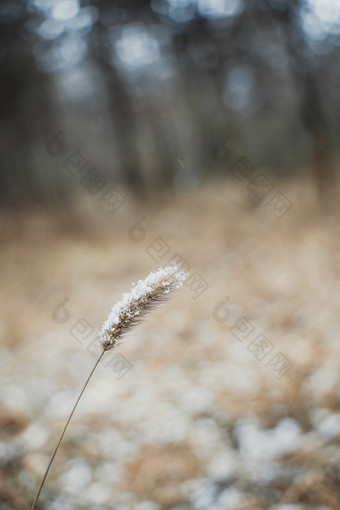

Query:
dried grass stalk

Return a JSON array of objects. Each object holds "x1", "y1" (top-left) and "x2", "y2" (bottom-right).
[{"x1": 30, "y1": 263, "x2": 188, "y2": 510}]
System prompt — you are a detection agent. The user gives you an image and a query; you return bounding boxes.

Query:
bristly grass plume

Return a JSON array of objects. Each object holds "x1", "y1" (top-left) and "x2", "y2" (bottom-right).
[
  {"x1": 30, "y1": 263, "x2": 188, "y2": 510},
  {"x1": 100, "y1": 264, "x2": 188, "y2": 349}
]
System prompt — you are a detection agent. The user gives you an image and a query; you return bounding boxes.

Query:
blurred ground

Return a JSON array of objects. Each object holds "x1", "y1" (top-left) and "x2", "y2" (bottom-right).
[{"x1": 1, "y1": 179, "x2": 340, "y2": 510}]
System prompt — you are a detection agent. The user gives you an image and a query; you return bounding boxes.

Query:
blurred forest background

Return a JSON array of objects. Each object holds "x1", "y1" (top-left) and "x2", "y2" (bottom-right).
[
  {"x1": 2, "y1": 1, "x2": 340, "y2": 510},
  {"x1": 1, "y1": 0, "x2": 340, "y2": 202}
]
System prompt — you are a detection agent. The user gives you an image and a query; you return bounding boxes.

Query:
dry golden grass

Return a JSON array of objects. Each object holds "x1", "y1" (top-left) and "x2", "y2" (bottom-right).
[{"x1": 1, "y1": 177, "x2": 340, "y2": 509}]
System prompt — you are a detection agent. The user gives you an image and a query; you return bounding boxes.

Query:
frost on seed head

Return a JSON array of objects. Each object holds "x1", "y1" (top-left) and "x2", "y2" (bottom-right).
[{"x1": 99, "y1": 263, "x2": 188, "y2": 350}]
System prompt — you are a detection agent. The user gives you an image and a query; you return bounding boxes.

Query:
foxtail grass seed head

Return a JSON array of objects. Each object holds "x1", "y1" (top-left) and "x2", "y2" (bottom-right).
[{"x1": 100, "y1": 264, "x2": 188, "y2": 350}]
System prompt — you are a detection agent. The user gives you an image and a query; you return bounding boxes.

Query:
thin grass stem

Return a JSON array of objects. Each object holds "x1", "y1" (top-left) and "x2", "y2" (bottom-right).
[{"x1": 30, "y1": 348, "x2": 107, "y2": 510}]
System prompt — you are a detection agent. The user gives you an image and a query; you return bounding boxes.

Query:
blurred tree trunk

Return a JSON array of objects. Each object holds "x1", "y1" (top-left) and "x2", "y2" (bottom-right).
[
  {"x1": 298, "y1": 70, "x2": 334, "y2": 202},
  {"x1": 0, "y1": 2, "x2": 65, "y2": 205},
  {"x1": 97, "y1": 59, "x2": 147, "y2": 195},
  {"x1": 276, "y1": 3, "x2": 335, "y2": 205}
]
